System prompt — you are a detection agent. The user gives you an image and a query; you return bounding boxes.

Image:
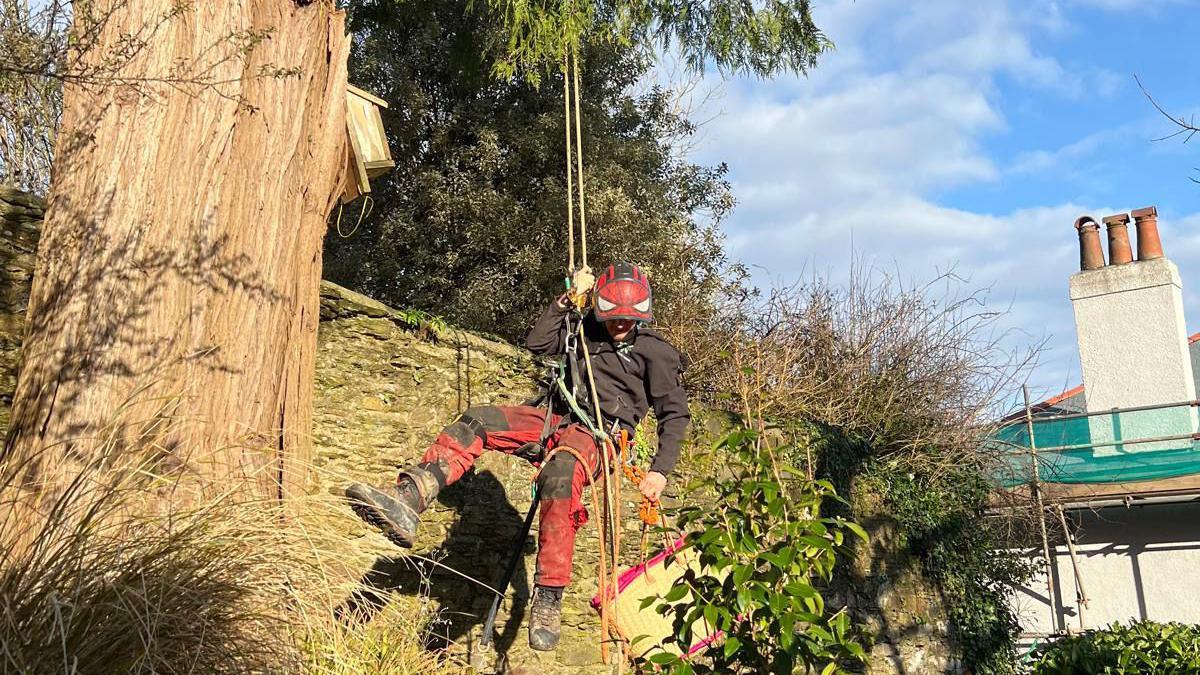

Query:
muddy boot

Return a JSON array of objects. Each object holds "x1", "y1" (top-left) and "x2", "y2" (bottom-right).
[
  {"x1": 345, "y1": 463, "x2": 443, "y2": 549},
  {"x1": 528, "y1": 585, "x2": 564, "y2": 651}
]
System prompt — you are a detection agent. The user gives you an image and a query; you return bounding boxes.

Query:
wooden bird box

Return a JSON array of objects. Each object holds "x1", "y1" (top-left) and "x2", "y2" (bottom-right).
[{"x1": 341, "y1": 84, "x2": 394, "y2": 204}]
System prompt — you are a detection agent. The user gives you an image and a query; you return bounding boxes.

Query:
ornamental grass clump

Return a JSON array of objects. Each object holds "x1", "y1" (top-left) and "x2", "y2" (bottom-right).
[
  {"x1": 0, "y1": 443, "x2": 294, "y2": 673},
  {"x1": 0, "y1": 423, "x2": 445, "y2": 674}
]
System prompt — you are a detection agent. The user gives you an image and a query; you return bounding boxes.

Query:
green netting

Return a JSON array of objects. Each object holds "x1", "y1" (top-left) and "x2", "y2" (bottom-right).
[{"x1": 988, "y1": 405, "x2": 1200, "y2": 487}]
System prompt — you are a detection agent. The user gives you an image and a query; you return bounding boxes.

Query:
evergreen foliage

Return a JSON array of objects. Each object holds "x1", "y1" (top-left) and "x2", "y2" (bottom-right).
[
  {"x1": 647, "y1": 428, "x2": 868, "y2": 674},
  {"x1": 325, "y1": 0, "x2": 738, "y2": 342},
  {"x1": 473, "y1": 0, "x2": 832, "y2": 83},
  {"x1": 1031, "y1": 620, "x2": 1200, "y2": 674}
]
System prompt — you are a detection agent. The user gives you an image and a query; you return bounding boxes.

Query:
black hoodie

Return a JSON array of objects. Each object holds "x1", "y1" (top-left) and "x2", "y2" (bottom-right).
[{"x1": 525, "y1": 300, "x2": 690, "y2": 475}]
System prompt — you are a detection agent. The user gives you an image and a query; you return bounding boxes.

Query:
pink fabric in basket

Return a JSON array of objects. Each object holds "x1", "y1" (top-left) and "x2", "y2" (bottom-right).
[{"x1": 590, "y1": 537, "x2": 723, "y2": 657}]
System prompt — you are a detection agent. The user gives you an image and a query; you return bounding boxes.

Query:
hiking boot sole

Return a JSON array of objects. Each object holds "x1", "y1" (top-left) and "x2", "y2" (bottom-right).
[{"x1": 345, "y1": 485, "x2": 416, "y2": 549}]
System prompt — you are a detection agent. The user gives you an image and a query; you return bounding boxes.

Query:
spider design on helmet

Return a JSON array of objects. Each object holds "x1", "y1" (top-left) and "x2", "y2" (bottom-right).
[{"x1": 594, "y1": 262, "x2": 652, "y2": 323}]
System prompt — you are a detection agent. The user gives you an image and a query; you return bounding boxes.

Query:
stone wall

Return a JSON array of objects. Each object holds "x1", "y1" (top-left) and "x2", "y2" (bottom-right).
[
  {"x1": 0, "y1": 187, "x2": 958, "y2": 674},
  {"x1": 845, "y1": 513, "x2": 961, "y2": 674},
  {"x1": 0, "y1": 187, "x2": 43, "y2": 432}
]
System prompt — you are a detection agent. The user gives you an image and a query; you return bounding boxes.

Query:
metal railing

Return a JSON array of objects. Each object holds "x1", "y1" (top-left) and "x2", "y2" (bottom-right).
[{"x1": 991, "y1": 399, "x2": 1200, "y2": 456}]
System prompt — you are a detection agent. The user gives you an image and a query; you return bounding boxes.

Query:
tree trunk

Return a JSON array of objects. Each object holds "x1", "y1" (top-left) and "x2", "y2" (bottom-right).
[{"x1": 2, "y1": 0, "x2": 350, "y2": 502}]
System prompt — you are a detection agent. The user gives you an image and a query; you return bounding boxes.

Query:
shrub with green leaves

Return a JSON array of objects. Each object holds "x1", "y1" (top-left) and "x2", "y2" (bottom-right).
[
  {"x1": 641, "y1": 429, "x2": 868, "y2": 674},
  {"x1": 1030, "y1": 620, "x2": 1200, "y2": 674}
]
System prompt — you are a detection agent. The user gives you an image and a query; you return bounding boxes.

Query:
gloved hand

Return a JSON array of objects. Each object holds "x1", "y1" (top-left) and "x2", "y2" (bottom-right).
[
  {"x1": 567, "y1": 265, "x2": 594, "y2": 308},
  {"x1": 639, "y1": 471, "x2": 667, "y2": 501}
]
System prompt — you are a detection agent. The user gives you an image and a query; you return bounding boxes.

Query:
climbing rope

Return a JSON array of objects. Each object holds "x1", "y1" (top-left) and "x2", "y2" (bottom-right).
[
  {"x1": 562, "y1": 50, "x2": 576, "y2": 273},
  {"x1": 556, "y1": 43, "x2": 668, "y2": 668},
  {"x1": 571, "y1": 50, "x2": 589, "y2": 268},
  {"x1": 529, "y1": 442, "x2": 617, "y2": 659}
]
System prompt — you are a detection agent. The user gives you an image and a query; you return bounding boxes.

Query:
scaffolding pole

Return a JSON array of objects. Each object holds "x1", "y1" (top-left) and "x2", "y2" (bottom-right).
[
  {"x1": 1054, "y1": 504, "x2": 1089, "y2": 632},
  {"x1": 1025, "y1": 384, "x2": 1059, "y2": 633}
]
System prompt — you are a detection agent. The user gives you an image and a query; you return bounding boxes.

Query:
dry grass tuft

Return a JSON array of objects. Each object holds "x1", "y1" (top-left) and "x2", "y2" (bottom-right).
[{"x1": 0, "y1": 429, "x2": 448, "y2": 675}]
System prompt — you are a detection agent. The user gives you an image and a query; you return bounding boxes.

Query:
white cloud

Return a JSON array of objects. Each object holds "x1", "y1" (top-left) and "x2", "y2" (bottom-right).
[
  {"x1": 1009, "y1": 127, "x2": 1126, "y2": 174},
  {"x1": 681, "y1": 0, "x2": 1200, "y2": 398},
  {"x1": 709, "y1": 73, "x2": 1001, "y2": 207}
]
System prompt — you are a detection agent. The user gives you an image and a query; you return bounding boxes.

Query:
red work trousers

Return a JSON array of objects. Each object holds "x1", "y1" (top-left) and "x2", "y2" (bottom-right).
[{"x1": 419, "y1": 405, "x2": 601, "y2": 588}]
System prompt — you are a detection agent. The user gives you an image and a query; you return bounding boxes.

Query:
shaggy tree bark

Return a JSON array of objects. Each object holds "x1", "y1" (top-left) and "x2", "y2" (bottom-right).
[{"x1": 3, "y1": 0, "x2": 350, "y2": 501}]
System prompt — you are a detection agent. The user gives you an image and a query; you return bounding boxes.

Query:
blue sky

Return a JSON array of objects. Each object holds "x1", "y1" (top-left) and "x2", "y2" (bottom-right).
[{"x1": 681, "y1": 0, "x2": 1200, "y2": 406}]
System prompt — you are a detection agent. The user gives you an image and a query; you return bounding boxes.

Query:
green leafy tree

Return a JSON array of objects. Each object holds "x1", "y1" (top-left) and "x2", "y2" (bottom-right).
[{"x1": 325, "y1": 0, "x2": 738, "y2": 342}]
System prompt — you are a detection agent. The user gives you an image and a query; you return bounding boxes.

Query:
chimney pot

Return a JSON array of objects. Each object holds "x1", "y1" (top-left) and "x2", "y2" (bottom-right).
[
  {"x1": 1103, "y1": 213, "x2": 1133, "y2": 265},
  {"x1": 1074, "y1": 215, "x2": 1105, "y2": 271},
  {"x1": 1132, "y1": 206, "x2": 1163, "y2": 260}
]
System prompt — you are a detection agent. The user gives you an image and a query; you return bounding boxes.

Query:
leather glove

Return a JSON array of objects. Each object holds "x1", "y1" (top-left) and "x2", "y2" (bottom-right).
[{"x1": 567, "y1": 266, "x2": 595, "y2": 308}]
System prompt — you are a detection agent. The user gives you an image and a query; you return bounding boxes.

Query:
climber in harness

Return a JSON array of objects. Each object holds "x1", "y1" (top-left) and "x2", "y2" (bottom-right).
[{"x1": 345, "y1": 261, "x2": 690, "y2": 652}]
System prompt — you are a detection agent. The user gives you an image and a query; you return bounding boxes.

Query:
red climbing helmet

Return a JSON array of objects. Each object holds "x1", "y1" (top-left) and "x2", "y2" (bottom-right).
[{"x1": 594, "y1": 262, "x2": 653, "y2": 323}]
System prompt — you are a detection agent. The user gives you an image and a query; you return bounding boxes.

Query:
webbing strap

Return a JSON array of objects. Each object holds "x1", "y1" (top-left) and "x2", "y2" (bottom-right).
[{"x1": 554, "y1": 313, "x2": 610, "y2": 445}]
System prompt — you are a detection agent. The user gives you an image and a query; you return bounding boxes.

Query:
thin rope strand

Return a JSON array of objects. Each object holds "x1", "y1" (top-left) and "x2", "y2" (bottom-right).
[
  {"x1": 571, "y1": 45, "x2": 589, "y2": 268},
  {"x1": 562, "y1": 44, "x2": 637, "y2": 666},
  {"x1": 579, "y1": 321, "x2": 626, "y2": 663},
  {"x1": 563, "y1": 51, "x2": 576, "y2": 273}
]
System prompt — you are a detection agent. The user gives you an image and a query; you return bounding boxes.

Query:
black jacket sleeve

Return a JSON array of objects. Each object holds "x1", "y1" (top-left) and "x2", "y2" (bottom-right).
[
  {"x1": 525, "y1": 299, "x2": 571, "y2": 356},
  {"x1": 645, "y1": 341, "x2": 690, "y2": 476}
]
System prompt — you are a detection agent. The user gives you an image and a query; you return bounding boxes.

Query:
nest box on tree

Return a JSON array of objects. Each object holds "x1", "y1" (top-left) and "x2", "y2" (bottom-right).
[{"x1": 341, "y1": 84, "x2": 394, "y2": 204}]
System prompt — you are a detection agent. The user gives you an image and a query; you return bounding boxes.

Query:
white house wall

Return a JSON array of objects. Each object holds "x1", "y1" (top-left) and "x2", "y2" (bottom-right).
[{"x1": 1010, "y1": 501, "x2": 1200, "y2": 637}]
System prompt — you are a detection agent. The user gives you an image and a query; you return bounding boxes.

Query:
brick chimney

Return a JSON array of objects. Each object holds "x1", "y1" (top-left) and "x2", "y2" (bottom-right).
[{"x1": 1069, "y1": 206, "x2": 1195, "y2": 453}]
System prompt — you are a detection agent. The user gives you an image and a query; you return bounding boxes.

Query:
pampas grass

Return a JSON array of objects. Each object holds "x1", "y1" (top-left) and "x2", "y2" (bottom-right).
[{"x1": 0, "y1": 414, "x2": 450, "y2": 675}]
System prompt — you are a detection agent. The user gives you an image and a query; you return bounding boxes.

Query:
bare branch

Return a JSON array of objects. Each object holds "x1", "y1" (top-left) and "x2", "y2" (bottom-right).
[
  {"x1": 675, "y1": 260, "x2": 1042, "y2": 487},
  {"x1": 1135, "y1": 74, "x2": 1200, "y2": 144}
]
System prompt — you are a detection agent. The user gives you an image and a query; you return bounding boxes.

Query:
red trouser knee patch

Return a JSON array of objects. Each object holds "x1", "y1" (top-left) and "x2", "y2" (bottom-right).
[
  {"x1": 534, "y1": 446, "x2": 599, "y2": 588},
  {"x1": 418, "y1": 405, "x2": 550, "y2": 485}
]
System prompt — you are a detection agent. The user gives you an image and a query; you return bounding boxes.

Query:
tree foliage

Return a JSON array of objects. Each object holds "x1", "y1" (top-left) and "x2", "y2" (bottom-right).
[
  {"x1": 324, "y1": 0, "x2": 738, "y2": 342},
  {"x1": 473, "y1": 0, "x2": 832, "y2": 83}
]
